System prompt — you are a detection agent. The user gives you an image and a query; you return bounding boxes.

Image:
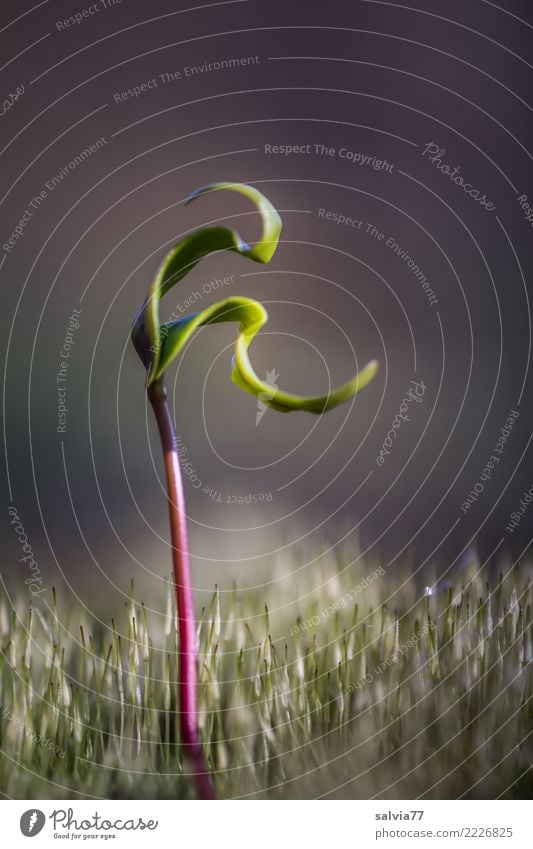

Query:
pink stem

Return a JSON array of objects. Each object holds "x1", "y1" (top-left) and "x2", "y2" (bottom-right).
[{"x1": 147, "y1": 380, "x2": 216, "y2": 800}]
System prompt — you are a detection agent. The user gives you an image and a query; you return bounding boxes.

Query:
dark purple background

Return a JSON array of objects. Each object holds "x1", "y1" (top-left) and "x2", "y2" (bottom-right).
[{"x1": 2, "y1": 0, "x2": 533, "y2": 610}]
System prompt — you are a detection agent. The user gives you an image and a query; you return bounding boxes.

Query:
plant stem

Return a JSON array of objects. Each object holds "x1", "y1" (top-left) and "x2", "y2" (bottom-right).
[{"x1": 147, "y1": 379, "x2": 216, "y2": 800}]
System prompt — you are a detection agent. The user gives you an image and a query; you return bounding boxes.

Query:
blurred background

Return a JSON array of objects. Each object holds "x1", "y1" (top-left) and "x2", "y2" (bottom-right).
[{"x1": 2, "y1": 0, "x2": 533, "y2": 619}]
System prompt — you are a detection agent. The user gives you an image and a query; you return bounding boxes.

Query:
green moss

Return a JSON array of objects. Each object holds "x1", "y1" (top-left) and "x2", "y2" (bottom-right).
[{"x1": 0, "y1": 554, "x2": 531, "y2": 799}]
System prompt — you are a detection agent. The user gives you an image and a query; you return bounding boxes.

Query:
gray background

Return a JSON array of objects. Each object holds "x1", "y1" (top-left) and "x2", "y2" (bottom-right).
[{"x1": 2, "y1": 0, "x2": 533, "y2": 614}]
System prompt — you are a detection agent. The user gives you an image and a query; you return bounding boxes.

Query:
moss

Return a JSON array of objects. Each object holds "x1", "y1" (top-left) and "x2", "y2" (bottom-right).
[{"x1": 0, "y1": 554, "x2": 531, "y2": 799}]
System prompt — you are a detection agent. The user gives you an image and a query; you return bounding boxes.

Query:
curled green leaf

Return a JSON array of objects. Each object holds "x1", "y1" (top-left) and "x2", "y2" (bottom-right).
[
  {"x1": 186, "y1": 182, "x2": 282, "y2": 264},
  {"x1": 131, "y1": 181, "x2": 378, "y2": 412},
  {"x1": 132, "y1": 182, "x2": 281, "y2": 383},
  {"x1": 157, "y1": 296, "x2": 379, "y2": 413}
]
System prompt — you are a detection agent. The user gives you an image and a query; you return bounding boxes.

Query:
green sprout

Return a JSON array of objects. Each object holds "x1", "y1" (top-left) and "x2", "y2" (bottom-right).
[{"x1": 131, "y1": 182, "x2": 378, "y2": 798}]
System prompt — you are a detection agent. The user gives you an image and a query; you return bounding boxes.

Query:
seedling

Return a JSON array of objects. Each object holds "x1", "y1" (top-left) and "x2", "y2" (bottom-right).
[{"x1": 131, "y1": 182, "x2": 378, "y2": 798}]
